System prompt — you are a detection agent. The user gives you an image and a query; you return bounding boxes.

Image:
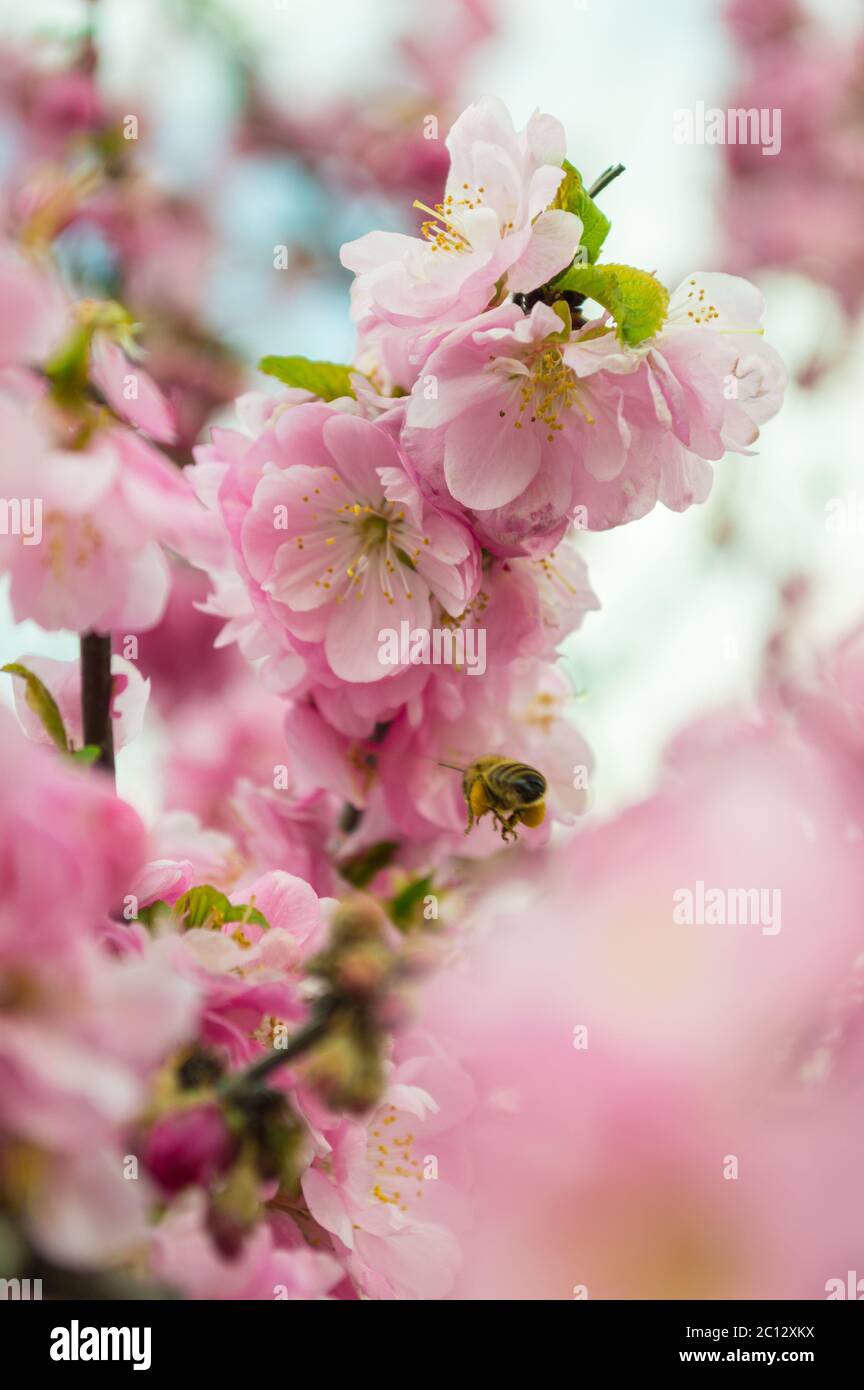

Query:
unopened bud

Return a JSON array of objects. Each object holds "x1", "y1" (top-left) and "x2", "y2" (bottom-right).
[{"x1": 301, "y1": 1012, "x2": 383, "y2": 1114}]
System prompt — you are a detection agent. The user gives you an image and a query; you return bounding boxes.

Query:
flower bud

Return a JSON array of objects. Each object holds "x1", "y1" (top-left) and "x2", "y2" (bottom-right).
[
  {"x1": 142, "y1": 1103, "x2": 236, "y2": 1195},
  {"x1": 301, "y1": 1011, "x2": 383, "y2": 1114}
]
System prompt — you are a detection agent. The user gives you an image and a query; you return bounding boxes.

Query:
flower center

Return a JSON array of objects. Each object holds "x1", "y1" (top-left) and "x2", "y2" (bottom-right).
[
  {"x1": 678, "y1": 278, "x2": 720, "y2": 326},
  {"x1": 521, "y1": 688, "x2": 565, "y2": 734},
  {"x1": 413, "y1": 184, "x2": 513, "y2": 253},
  {"x1": 361, "y1": 513, "x2": 390, "y2": 547},
  {"x1": 413, "y1": 197, "x2": 473, "y2": 253},
  {"x1": 368, "y1": 1105, "x2": 425, "y2": 1214},
  {"x1": 496, "y1": 346, "x2": 595, "y2": 443},
  {"x1": 41, "y1": 511, "x2": 103, "y2": 578},
  {"x1": 312, "y1": 499, "x2": 427, "y2": 607}
]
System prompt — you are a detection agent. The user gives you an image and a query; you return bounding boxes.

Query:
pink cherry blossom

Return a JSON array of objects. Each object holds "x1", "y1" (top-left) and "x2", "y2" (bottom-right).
[
  {"x1": 219, "y1": 402, "x2": 480, "y2": 686},
  {"x1": 226, "y1": 782, "x2": 339, "y2": 900},
  {"x1": 171, "y1": 870, "x2": 328, "y2": 1068},
  {"x1": 300, "y1": 1040, "x2": 472, "y2": 1299},
  {"x1": 401, "y1": 275, "x2": 785, "y2": 548},
  {"x1": 295, "y1": 655, "x2": 592, "y2": 853},
  {"x1": 0, "y1": 48, "x2": 812, "y2": 1303},
  {"x1": 0, "y1": 388, "x2": 225, "y2": 632},
  {"x1": 341, "y1": 96, "x2": 583, "y2": 391},
  {"x1": 147, "y1": 811, "x2": 239, "y2": 891}
]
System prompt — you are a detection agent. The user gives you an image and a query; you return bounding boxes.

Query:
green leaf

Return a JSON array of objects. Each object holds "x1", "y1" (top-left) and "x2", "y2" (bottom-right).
[
  {"x1": 43, "y1": 302, "x2": 136, "y2": 409},
  {"x1": 388, "y1": 873, "x2": 436, "y2": 932},
  {"x1": 173, "y1": 885, "x2": 268, "y2": 931},
  {"x1": 549, "y1": 300, "x2": 573, "y2": 339},
  {"x1": 174, "y1": 885, "x2": 233, "y2": 929},
  {"x1": 393, "y1": 547, "x2": 417, "y2": 572},
  {"x1": 258, "y1": 355, "x2": 356, "y2": 402},
  {"x1": 551, "y1": 262, "x2": 669, "y2": 346},
  {"x1": 2, "y1": 663, "x2": 69, "y2": 752},
  {"x1": 71, "y1": 744, "x2": 101, "y2": 765},
  {"x1": 554, "y1": 161, "x2": 611, "y2": 265},
  {"x1": 42, "y1": 325, "x2": 93, "y2": 408},
  {"x1": 339, "y1": 840, "x2": 399, "y2": 889},
  {"x1": 137, "y1": 900, "x2": 169, "y2": 927},
  {"x1": 223, "y1": 904, "x2": 268, "y2": 928}
]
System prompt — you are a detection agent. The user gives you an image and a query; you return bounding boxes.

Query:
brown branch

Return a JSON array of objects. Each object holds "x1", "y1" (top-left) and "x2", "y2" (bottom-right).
[{"x1": 80, "y1": 630, "x2": 115, "y2": 777}]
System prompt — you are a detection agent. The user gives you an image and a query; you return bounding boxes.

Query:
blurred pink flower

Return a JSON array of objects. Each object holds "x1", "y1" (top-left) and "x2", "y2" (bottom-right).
[
  {"x1": 147, "y1": 811, "x2": 239, "y2": 891},
  {"x1": 412, "y1": 707, "x2": 864, "y2": 1297},
  {"x1": 722, "y1": 16, "x2": 864, "y2": 326},
  {"x1": 150, "y1": 1193, "x2": 342, "y2": 1300},
  {"x1": 131, "y1": 560, "x2": 242, "y2": 714},
  {"x1": 90, "y1": 333, "x2": 178, "y2": 444},
  {"x1": 0, "y1": 243, "x2": 67, "y2": 367},
  {"x1": 0, "y1": 390, "x2": 223, "y2": 631},
  {"x1": 0, "y1": 710, "x2": 198, "y2": 1267},
  {"x1": 725, "y1": 0, "x2": 804, "y2": 51},
  {"x1": 161, "y1": 675, "x2": 287, "y2": 830},
  {"x1": 226, "y1": 781, "x2": 339, "y2": 900},
  {"x1": 0, "y1": 707, "x2": 146, "y2": 963}
]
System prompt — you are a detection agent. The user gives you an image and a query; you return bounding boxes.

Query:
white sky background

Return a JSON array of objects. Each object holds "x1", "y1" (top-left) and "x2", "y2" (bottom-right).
[{"x1": 1, "y1": 0, "x2": 863, "y2": 819}]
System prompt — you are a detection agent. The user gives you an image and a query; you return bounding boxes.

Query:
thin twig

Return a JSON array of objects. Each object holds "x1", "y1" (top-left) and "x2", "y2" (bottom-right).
[
  {"x1": 588, "y1": 163, "x2": 626, "y2": 199},
  {"x1": 219, "y1": 1001, "x2": 337, "y2": 1098}
]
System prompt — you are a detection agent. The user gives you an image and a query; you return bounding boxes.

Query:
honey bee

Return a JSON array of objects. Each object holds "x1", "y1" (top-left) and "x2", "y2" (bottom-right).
[{"x1": 439, "y1": 755, "x2": 547, "y2": 842}]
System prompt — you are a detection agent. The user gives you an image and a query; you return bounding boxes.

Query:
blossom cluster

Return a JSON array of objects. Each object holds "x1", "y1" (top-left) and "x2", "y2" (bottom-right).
[
  {"x1": 0, "y1": 65, "x2": 818, "y2": 1306},
  {"x1": 195, "y1": 95, "x2": 785, "y2": 859}
]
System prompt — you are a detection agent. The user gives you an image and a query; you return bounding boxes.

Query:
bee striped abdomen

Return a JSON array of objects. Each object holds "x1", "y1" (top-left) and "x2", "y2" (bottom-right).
[{"x1": 489, "y1": 763, "x2": 546, "y2": 803}]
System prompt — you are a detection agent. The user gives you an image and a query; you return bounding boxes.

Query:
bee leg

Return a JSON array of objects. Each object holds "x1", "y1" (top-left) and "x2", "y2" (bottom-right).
[
  {"x1": 498, "y1": 812, "x2": 519, "y2": 843},
  {"x1": 466, "y1": 778, "x2": 491, "y2": 835}
]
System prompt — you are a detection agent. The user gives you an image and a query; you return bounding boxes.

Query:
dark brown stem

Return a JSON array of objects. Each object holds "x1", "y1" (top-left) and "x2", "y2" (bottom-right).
[
  {"x1": 218, "y1": 1001, "x2": 337, "y2": 1099},
  {"x1": 80, "y1": 630, "x2": 115, "y2": 777}
]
